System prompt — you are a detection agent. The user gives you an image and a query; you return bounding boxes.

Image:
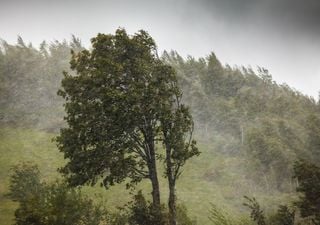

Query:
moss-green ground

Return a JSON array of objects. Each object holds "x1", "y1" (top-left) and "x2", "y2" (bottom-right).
[{"x1": 0, "y1": 128, "x2": 294, "y2": 225}]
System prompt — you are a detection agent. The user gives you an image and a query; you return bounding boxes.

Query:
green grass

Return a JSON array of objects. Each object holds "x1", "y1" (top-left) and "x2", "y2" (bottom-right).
[
  {"x1": 0, "y1": 127, "x2": 295, "y2": 225},
  {"x1": 0, "y1": 128, "x2": 64, "y2": 224}
]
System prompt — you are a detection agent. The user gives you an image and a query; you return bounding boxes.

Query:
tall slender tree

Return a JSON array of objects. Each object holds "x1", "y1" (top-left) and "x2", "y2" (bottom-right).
[{"x1": 161, "y1": 99, "x2": 198, "y2": 225}]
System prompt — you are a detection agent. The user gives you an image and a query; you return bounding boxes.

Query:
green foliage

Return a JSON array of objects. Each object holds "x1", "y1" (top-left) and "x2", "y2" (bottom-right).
[
  {"x1": 7, "y1": 162, "x2": 107, "y2": 225},
  {"x1": 0, "y1": 128, "x2": 64, "y2": 224},
  {"x1": 269, "y1": 205, "x2": 295, "y2": 225},
  {"x1": 2, "y1": 36, "x2": 319, "y2": 195},
  {"x1": 127, "y1": 191, "x2": 167, "y2": 225},
  {"x1": 176, "y1": 204, "x2": 197, "y2": 225},
  {"x1": 56, "y1": 29, "x2": 198, "y2": 225},
  {"x1": 208, "y1": 203, "x2": 251, "y2": 225},
  {"x1": 244, "y1": 119, "x2": 294, "y2": 189},
  {"x1": 305, "y1": 114, "x2": 320, "y2": 164},
  {"x1": 294, "y1": 160, "x2": 320, "y2": 224},
  {"x1": 56, "y1": 28, "x2": 185, "y2": 188},
  {"x1": 243, "y1": 196, "x2": 266, "y2": 225},
  {"x1": 208, "y1": 203, "x2": 233, "y2": 225},
  {"x1": 107, "y1": 212, "x2": 128, "y2": 225},
  {"x1": 2, "y1": 35, "x2": 320, "y2": 225},
  {"x1": 108, "y1": 191, "x2": 196, "y2": 225},
  {"x1": 163, "y1": 51, "x2": 318, "y2": 192},
  {"x1": 7, "y1": 163, "x2": 42, "y2": 203},
  {"x1": 209, "y1": 201, "x2": 295, "y2": 225},
  {"x1": 0, "y1": 128, "x2": 218, "y2": 225}
]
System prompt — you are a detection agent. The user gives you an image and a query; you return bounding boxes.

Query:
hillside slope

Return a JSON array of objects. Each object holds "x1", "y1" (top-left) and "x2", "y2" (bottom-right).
[{"x1": 1, "y1": 39, "x2": 319, "y2": 224}]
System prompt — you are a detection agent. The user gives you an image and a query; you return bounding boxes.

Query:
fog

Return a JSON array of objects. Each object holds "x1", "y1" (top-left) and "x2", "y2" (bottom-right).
[
  {"x1": 1, "y1": 1, "x2": 320, "y2": 223},
  {"x1": 1, "y1": 0, "x2": 320, "y2": 97}
]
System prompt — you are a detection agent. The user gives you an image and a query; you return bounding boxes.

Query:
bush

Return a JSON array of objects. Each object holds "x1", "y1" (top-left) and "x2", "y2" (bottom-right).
[
  {"x1": 269, "y1": 205, "x2": 294, "y2": 225},
  {"x1": 117, "y1": 191, "x2": 196, "y2": 225},
  {"x1": 208, "y1": 203, "x2": 252, "y2": 225},
  {"x1": 243, "y1": 196, "x2": 266, "y2": 225},
  {"x1": 127, "y1": 191, "x2": 167, "y2": 225},
  {"x1": 7, "y1": 162, "x2": 108, "y2": 225}
]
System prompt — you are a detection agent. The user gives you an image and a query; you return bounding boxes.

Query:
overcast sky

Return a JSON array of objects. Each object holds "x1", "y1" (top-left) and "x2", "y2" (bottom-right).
[{"x1": 1, "y1": 0, "x2": 319, "y2": 98}]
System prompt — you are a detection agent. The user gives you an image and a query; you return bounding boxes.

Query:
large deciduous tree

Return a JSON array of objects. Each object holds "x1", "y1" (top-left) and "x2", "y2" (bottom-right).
[{"x1": 56, "y1": 28, "x2": 198, "y2": 224}]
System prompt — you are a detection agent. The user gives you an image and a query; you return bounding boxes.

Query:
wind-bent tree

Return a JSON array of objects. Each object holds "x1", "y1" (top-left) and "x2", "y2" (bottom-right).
[
  {"x1": 56, "y1": 28, "x2": 198, "y2": 224},
  {"x1": 160, "y1": 90, "x2": 198, "y2": 225}
]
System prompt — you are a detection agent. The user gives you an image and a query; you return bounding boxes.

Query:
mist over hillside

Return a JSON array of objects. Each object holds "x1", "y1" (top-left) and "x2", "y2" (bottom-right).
[{"x1": 1, "y1": 37, "x2": 320, "y2": 224}]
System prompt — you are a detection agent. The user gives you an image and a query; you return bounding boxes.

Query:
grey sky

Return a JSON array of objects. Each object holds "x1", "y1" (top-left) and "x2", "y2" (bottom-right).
[{"x1": 1, "y1": 0, "x2": 319, "y2": 98}]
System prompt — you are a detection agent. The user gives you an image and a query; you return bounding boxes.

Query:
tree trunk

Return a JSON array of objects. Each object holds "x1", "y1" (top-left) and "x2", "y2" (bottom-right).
[
  {"x1": 168, "y1": 176, "x2": 177, "y2": 225},
  {"x1": 166, "y1": 147, "x2": 177, "y2": 225},
  {"x1": 148, "y1": 142, "x2": 161, "y2": 208},
  {"x1": 142, "y1": 124, "x2": 161, "y2": 209},
  {"x1": 149, "y1": 163, "x2": 161, "y2": 207}
]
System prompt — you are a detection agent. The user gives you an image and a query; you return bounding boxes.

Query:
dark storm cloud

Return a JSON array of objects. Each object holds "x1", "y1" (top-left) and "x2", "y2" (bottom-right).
[{"x1": 201, "y1": 0, "x2": 320, "y2": 35}]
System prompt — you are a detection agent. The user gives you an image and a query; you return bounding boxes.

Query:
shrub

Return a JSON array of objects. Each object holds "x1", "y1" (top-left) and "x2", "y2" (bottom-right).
[{"x1": 7, "y1": 162, "x2": 107, "y2": 225}]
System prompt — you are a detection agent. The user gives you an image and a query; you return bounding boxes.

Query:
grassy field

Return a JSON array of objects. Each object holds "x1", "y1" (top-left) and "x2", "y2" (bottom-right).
[
  {"x1": 0, "y1": 127, "x2": 295, "y2": 225},
  {"x1": 0, "y1": 128, "x2": 64, "y2": 224}
]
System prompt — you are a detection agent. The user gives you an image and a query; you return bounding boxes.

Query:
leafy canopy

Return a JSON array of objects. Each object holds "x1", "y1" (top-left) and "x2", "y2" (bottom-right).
[{"x1": 56, "y1": 28, "x2": 196, "y2": 189}]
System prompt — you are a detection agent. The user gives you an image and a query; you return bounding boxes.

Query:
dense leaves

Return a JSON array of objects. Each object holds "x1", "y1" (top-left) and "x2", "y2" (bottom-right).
[
  {"x1": 57, "y1": 29, "x2": 170, "y2": 188},
  {"x1": 56, "y1": 29, "x2": 198, "y2": 225},
  {"x1": 243, "y1": 196, "x2": 266, "y2": 225},
  {"x1": 7, "y1": 163, "x2": 107, "y2": 225},
  {"x1": 294, "y1": 160, "x2": 320, "y2": 224},
  {"x1": 270, "y1": 205, "x2": 294, "y2": 225}
]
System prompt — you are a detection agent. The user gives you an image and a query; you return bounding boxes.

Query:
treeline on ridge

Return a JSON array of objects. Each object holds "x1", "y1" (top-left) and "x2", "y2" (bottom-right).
[{"x1": 1, "y1": 37, "x2": 320, "y2": 194}]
